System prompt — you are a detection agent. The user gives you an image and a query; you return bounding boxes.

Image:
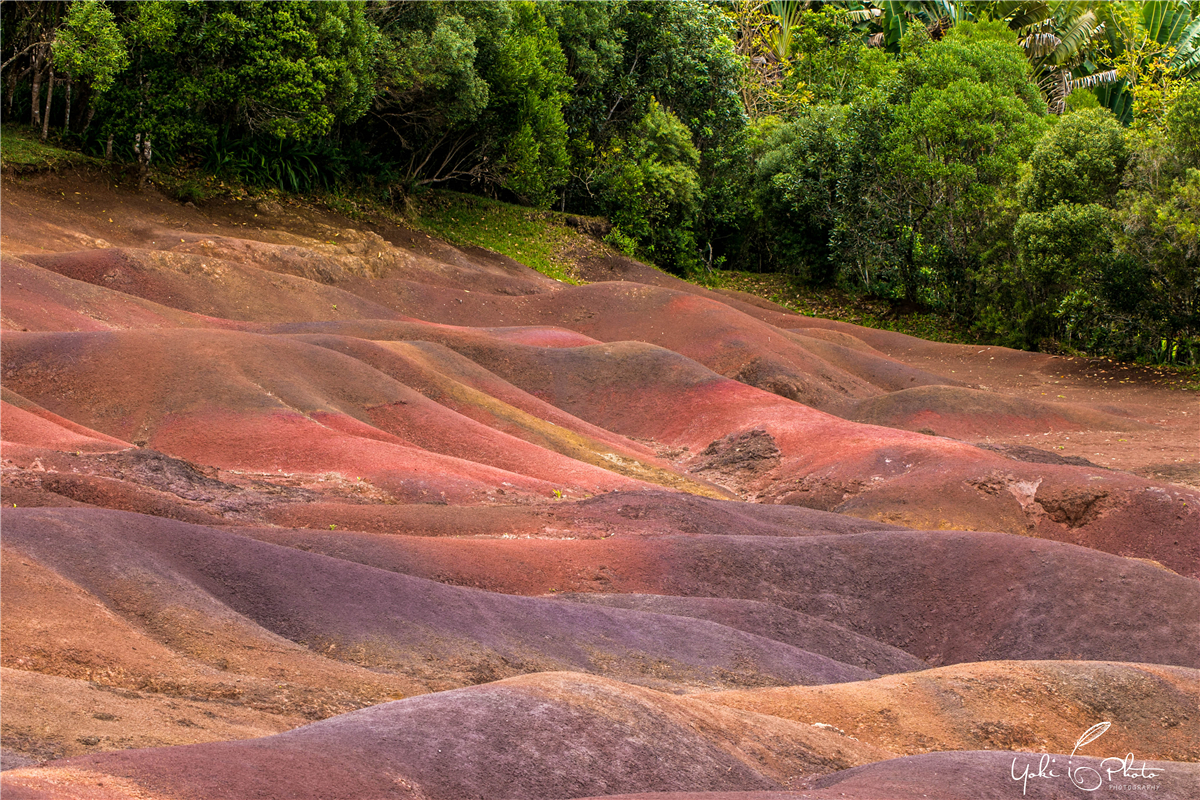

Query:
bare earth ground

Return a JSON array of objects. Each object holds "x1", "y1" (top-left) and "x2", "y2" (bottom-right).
[
  {"x1": 1, "y1": 167, "x2": 1197, "y2": 800},
  {"x1": 893, "y1": 343, "x2": 1198, "y2": 483}
]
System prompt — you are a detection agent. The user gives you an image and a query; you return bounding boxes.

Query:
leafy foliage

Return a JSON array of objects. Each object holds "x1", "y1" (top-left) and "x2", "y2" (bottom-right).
[
  {"x1": 1003, "y1": 202, "x2": 1117, "y2": 347},
  {"x1": 1020, "y1": 107, "x2": 1128, "y2": 210},
  {"x1": 596, "y1": 99, "x2": 701, "y2": 269},
  {"x1": 51, "y1": 0, "x2": 127, "y2": 93},
  {"x1": 1168, "y1": 81, "x2": 1200, "y2": 167},
  {"x1": 486, "y1": 2, "x2": 571, "y2": 207}
]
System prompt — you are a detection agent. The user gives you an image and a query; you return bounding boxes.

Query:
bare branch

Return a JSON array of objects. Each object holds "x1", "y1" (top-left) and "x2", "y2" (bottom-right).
[{"x1": 1, "y1": 39, "x2": 51, "y2": 72}]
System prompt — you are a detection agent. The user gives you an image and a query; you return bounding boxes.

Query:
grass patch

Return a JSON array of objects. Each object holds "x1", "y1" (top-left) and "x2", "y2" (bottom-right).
[
  {"x1": 1, "y1": 124, "x2": 101, "y2": 171},
  {"x1": 412, "y1": 191, "x2": 588, "y2": 285},
  {"x1": 701, "y1": 270, "x2": 988, "y2": 346}
]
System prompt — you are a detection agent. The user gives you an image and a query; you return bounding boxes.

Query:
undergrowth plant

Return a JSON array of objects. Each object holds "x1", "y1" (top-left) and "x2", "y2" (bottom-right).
[
  {"x1": 413, "y1": 191, "x2": 588, "y2": 285},
  {"x1": 0, "y1": 124, "x2": 99, "y2": 170}
]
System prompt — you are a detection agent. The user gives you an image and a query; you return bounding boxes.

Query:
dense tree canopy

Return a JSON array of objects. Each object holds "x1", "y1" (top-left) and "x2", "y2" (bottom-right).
[{"x1": 2, "y1": 0, "x2": 1197, "y2": 362}]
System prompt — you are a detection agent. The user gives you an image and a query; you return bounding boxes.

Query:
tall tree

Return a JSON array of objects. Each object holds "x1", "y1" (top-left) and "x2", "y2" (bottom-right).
[{"x1": 883, "y1": 21, "x2": 1047, "y2": 303}]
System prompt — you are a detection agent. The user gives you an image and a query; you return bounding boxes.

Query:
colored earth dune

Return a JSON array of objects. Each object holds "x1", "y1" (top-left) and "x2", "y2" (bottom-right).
[{"x1": 1, "y1": 172, "x2": 1196, "y2": 800}]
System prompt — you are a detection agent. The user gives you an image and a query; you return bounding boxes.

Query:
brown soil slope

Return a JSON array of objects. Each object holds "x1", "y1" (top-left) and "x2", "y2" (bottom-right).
[{"x1": 704, "y1": 660, "x2": 1200, "y2": 760}]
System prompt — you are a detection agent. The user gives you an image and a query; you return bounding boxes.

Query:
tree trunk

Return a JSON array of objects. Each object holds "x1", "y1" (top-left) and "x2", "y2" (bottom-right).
[
  {"x1": 82, "y1": 104, "x2": 96, "y2": 136},
  {"x1": 134, "y1": 132, "x2": 152, "y2": 191},
  {"x1": 30, "y1": 53, "x2": 43, "y2": 127},
  {"x1": 904, "y1": 229, "x2": 918, "y2": 303},
  {"x1": 63, "y1": 77, "x2": 72, "y2": 134},
  {"x1": 105, "y1": 132, "x2": 113, "y2": 160},
  {"x1": 5, "y1": 69, "x2": 18, "y2": 118},
  {"x1": 40, "y1": 67, "x2": 54, "y2": 141}
]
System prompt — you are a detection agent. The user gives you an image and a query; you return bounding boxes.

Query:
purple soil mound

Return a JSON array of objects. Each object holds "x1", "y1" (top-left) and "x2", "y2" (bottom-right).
[
  {"x1": 260, "y1": 489, "x2": 898, "y2": 541},
  {"x1": 562, "y1": 490, "x2": 904, "y2": 536},
  {"x1": 0, "y1": 672, "x2": 888, "y2": 800},
  {"x1": 244, "y1": 529, "x2": 1199, "y2": 668},
  {"x1": 1, "y1": 508, "x2": 875, "y2": 688},
  {"x1": 553, "y1": 594, "x2": 928, "y2": 675}
]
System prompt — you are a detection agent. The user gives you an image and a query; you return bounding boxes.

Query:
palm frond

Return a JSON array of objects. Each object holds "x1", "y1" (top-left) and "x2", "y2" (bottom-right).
[
  {"x1": 1140, "y1": 0, "x2": 1192, "y2": 46},
  {"x1": 1069, "y1": 68, "x2": 1121, "y2": 90},
  {"x1": 1021, "y1": 32, "x2": 1062, "y2": 59},
  {"x1": 1048, "y1": 9, "x2": 1100, "y2": 66},
  {"x1": 922, "y1": 0, "x2": 959, "y2": 22},
  {"x1": 847, "y1": 8, "x2": 882, "y2": 23},
  {"x1": 1006, "y1": 1, "x2": 1050, "y2": 30},
  {"x1": 1168, "y1": 16, "x2": 1200, "y2": 76},
  {"x1": 765, "y1": 0, "x2": 811, "y2": 61}
]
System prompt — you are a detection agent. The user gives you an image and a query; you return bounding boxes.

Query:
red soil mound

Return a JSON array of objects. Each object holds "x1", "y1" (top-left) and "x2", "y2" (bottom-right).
[
  {"x1": 3, "y1": 172, "x2": 1195, "y2": 800},
  {"x1": 347, "y1": 334, "x2": 1196, "y2": 571},
  {"x1": 0, "y1": 329, "x2": 658, "y2": 501},
  {"x1": 575, "y1": 252, "x2": 835, "y2": 336},
  {"x1": 285, "y1": 334, "x2": 721, "y2": 495},
  {"x1": 0, "y1": 672, "x2": 888, "y2": 800},
  {"x1": 323, "y1": 280, "x2": 888, "y2": 412},
  {"x1": 1, "y1": 388, "x2": 130, "y2": 453}
]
